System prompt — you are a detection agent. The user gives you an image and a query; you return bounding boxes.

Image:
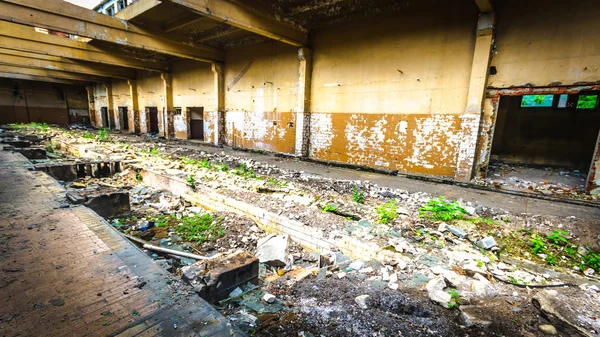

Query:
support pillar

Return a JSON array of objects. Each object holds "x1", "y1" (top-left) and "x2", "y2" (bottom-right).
[
  {"x1": 294, "y1": 47, "x2": 312, "y2": 157},
  {"x1": 85, "y1": 85, "x2": 96, "y2": 127},
  {"x1": 161, "y1": 72, "x2": 174, "y2": 139},
  {"x1": 454, "y1": 11, "x2": 495, "y2": 181},
  {"x1": 128, "y1": 79, "x2": 140, "y2": 133},
  {"x1": 103, "y1": 82, "x2": 115, "y2": 129},
  {"x1": 211, "y1": 62, "x2": 225, "y2": 146}
]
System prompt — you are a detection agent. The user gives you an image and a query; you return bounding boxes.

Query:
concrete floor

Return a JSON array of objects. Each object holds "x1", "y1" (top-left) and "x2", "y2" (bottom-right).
[
  {"x1": 0, "y1": 151, "x2": 241, "y2": 337},
  {"x1": 180, "y1": 139, "x2": 600, "y2": 220}
]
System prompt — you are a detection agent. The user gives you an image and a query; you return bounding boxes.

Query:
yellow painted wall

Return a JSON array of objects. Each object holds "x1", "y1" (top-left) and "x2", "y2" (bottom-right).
[
  {"x1": 0, "y1": 78, "x2": 87, "y2": 125},
  {"x1": 111, "y1": 79, "x2": 131, "y2": 130},
  {"x1": 309, "y1": 0, "x2": 478, "y2": 176},
  {"x1": 224, "y1": 41, "x2": 299, "y2": 154},
  {"x1": 136, "y1": 70, "x2": 164, "y2": 134},
  {"x1": 490, "y1": 0, "x2": 600, "y2": 88},
  {"x1": 172, "y1": 59, "x2": 213, "y2": 139}
]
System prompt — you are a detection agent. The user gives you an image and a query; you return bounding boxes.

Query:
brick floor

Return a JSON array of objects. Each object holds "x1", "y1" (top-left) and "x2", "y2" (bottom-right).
[{"x1": 0, "y1": 151, "x2": 242, "y2": 337}]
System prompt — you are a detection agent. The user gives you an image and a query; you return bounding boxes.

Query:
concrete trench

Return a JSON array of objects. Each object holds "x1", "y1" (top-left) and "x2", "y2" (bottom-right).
[{"x1": 11, "y1": 132, "x2": 600, "y2": 337}]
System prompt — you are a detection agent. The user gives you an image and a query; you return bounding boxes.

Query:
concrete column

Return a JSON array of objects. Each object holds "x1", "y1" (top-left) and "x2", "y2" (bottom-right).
[
  {"x1": 586, "y1": 130, "x2": 600, "y2": 195},
  {"x1": 211, "y1": 62, "x2": 225, "y2": 146},
  {"x1": 103, "y1": 82, "x2": 115, "y2": 129},
  {"x1": 294, "y1": 47, "x2": 312, "y2": 157},
  {"x1": 127, "y1": 79, "x2": 140, "y2": 133},
  {"x1": 85, "y1": 85, "x2": 97, "y2": 127},
  {"x1": 161, "y1": 72, "x2": 174, "y2": 139},
  {"x1": 455, "y1": 12, "x2": 495, "y2": 181}
]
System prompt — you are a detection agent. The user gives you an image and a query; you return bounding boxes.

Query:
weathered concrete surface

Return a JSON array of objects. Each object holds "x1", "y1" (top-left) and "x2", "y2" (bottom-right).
[
  {"x1": 182, "y1": 251, "x2": 259, "y2": 303},
  {"x1": 83, "y1": 190, "x2": 130, "y2": 218},
  {"x1": 0, "y1": 151, "x2": 241, "y2": 337}
]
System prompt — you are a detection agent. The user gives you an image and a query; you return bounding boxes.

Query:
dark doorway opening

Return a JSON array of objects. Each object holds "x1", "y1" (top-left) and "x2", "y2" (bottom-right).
[
  {"x1": 147, "y1": 107, "x2": 159, "y2": 133},
  {"x1": 118, "y1": 107, "x2": 128, "y2": 131},
  {"x1": 489, "y1": 92, "x2": 600, "y2": 193},
  {"x1": 101, "y1": 107, "x2": 109, "y2": 128},
  {"x1": 189, "y1": 107, "x2": 204, "y2": 140}
]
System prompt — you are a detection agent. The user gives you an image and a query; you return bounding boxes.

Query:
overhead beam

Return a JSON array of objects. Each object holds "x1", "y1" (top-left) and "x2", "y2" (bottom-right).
[
  {"x1": 0, "y1": 22, "x2": 169, "y2": 71},
  {"x1": 0, "y1": 0, "x2": 224, "y2": 62},
  {"x1": 162, "y1": 0, "x2": 308, "y2": 47},
  {"x1": 0, "y1": 49, "x2": 136, "y2": 79},
  {"x1": 115, "y1": 0, "x2": 161, "y2": 21},
  {"x1": 0, "y1": 72, "x2": 90, "y2": 85},
  {"x1": 475, "y1": 0, "x2": 493, "y2": 12},
  {"x1": 0, "y1": 65, "x2": 108, "y2": 83},
  {"x1": 163, "y1": 13, "x2": 205, "y2": 33}
]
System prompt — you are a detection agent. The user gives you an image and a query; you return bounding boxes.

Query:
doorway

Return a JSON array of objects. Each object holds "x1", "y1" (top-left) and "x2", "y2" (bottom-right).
[
  {"x1": 189, "y1": 107, "x2": 204, "y2": 140},
  {"x1": 147, "y1": 106, "x2": 159, "y2": 133},
  {"x1": 488, "y1": 91, "x2": 600, "y2": 194},
  {"x1": 101, "y1": 107, "x2": 109, "y2": 128},
  {"x1": 118, "y1": 106, "x2": 128, "y2": 131}
]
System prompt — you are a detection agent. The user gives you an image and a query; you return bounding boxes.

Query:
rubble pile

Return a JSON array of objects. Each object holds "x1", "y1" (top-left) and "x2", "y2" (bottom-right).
[{"x1": 4, "y1": 124, "x2": 600, "y2": 336}]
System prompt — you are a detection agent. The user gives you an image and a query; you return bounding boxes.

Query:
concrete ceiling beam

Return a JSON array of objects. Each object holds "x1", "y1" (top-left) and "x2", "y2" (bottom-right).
[
  {"x1": 0, "y1": 22, "x2": 169, "y2": 71},
  {"x1": 0, "y1": 72, "x2": 91, "y2": 85},
  {"x1": 0, "y1": 50, "x2": 136, "y2": 79},
  {"x1": 0, "y1": 0, "x2": 224, "y2": 62},
  {"x1": 475, "y1": 0, "x2": 494, "y2": 13},
  {"x1": 0, "y1": 64, "x2": 108, "y2": 83},
  {"x1": 162, "y1": 0, "x2": 308, "y2": 47}
]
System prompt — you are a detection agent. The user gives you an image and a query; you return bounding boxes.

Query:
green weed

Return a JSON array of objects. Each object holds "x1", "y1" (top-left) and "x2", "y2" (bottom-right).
[
  {"x1": 419, "y1": 197, "x2": 467, "y2": 222},
  {"x1": 471, "y1": 217, "x2": 497, "y2": 226},
  {"x1": 186, "y1": 174, "x2": 196, "y2": 188},
  {"x1": 352, "y1": 186, "x2": 365, "y2": 204},
  {"x1": 175, "y1": 214, "x2": 225, "y2": 243},
  {"x1": 447, "y1": 289, "x2": 460, "y2": 309},
  {"x1": 135, "y1": 171, "x2": 143, "y2": 182},
  {"x1": 215, "y1": 163, "x2": 229, "y2": 172},
  {"x1": 97, "y1": 128, "x2": 110, "y2": 142},
  {"x1": 547, "y1": 230, "x2": 569, "y2": 247},
  {"x1": 545, "y1": 253, "x2": 558, "y2": 266},
  {"x1": 266, "y1": 177, "x2": 288, "y2": 187},
  {"x1": 529, "y1": 235, "x2": 546, "y2": 254},
  {"x1": 322, "y1": 203, "x2": 338, "y2": 213},
  {"x1": 83, "y1": 131, "x2": 94, "y2": 139},
  {"x1": 233, "y1": 163, "x2": 256, "y2": 179},
  {"x1": 583, "y1": 250, "x2": 600, "y2": 272},
  {"x1": 376, "y1": 200, "x2": 398, "y2": 224}
]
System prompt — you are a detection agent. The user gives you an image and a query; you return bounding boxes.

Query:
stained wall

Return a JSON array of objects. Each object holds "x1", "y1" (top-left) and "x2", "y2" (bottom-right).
[
  {"x1": 171, "y1": 59, "x2": 214, "y2": 140},
  {"x1": 224, "y1": 41, "x2": 299, "y2": 154},
  {"x1": 308, "y1": 0, "x2": 478, "y2": 176},
  {"x1": 0, "y1": 78, "x2": 88, "y2": 125}
]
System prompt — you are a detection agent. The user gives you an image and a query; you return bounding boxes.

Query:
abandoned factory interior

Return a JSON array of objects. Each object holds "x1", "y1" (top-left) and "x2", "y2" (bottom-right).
[{"x1": 1, "y1": 0, "x2": 600, "y2": 336}]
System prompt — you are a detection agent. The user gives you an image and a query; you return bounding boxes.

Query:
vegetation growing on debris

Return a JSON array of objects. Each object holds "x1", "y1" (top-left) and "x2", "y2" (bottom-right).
[
  {"x1": 447, "y1": 289, "x2": 460, "y2": 309},
  {"x1": 83, "y1": 131, "x2": 94, "y2": 139},
  {"x1": 499, "y1": 229, "x2": 600, "y2": 273},
  {"x1": 352, "y1": 186, "x2": 365, "y2": 204},
  {"x1": 97, "y1": 128, "x2": 110, "y2": 142},
  {"x1": 135, "y1": 171, "x2": 143, "y2": 182},
  {"x1": 266, "y1": 177, "x2": 288, "y2": 187},
  {"x1": 186, "y1": 174, "x2": 196, "y2": 188},
  {"x1": 322, "y1": 203, "x2": 338, "y2": 213},
  {"x1": 11, "y1": 122, "x2": 50, "y2": 131},
  {"x1": 233, "y1": 163, "x2": 257, "y2": 179},
  {"x1": 175, "y1": 214, "x2": 225, "y2": 243},
  {"x1": 376, "y1": 200, "x2": 398, "y2": 224},
  {"x1": 419, "y1": 197, "x2": 467, "y2": 222}
]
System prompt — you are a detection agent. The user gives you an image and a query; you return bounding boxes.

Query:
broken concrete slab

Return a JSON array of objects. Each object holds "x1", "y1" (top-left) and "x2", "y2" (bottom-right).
[
  {"x1": 17, "y1": 147, "x2": 47, "y2": 159},
  {"x1": 181, "y1": 251, "x2": 259, "y2": 303},
  {"x1": 256, "y1": 234, "x2": 289, "y2": 267},
  {"x1": 84, "y1": 191, "x2": 130, "y2": 218},
  {"x1": 477, "y1": 236, "x2": 497, "y2": 250}
]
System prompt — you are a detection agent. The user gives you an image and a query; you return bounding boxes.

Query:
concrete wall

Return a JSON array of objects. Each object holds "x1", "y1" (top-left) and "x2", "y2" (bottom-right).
[
  {"x1": 308, "y1": 1, "x2": 478, "y2": 176},
  {"x1": 0, "y1": 78, "x2": 88, "y2": 125},
  {"x1": 224, "y1": 41, "x2": 299, "y2": 154},
  {"x1": 111, "y1": 79, "x2": 130, "y2": 130},
  {"x1": 136, "y1": 70, "x2": 164, "y2": 134},
  {"x1": 172, "y1": 59, "x2": 214, "y2": 140},
  {"x1": 489, "y1": 0, "x2": 600, "y2": 88}
]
